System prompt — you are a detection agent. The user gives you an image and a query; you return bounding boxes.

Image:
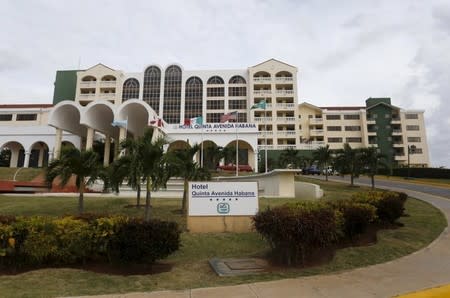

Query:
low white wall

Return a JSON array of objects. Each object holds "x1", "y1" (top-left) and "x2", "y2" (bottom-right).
[{"x1": 295, "y1": 181, "x2": 323, "y2": 200}]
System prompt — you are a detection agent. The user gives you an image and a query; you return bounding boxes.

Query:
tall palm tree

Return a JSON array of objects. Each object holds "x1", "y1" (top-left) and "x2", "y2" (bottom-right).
[
  {"x1": 334, "y1": 143, "x2": 363, "y2": 186},
  {"x1": 172, "y1": 144, "x2": 211, "y2": 215},
  {"x1": 313, "y1": 145, "x2": 333, "y2": 181},
  {"x1": 279, "y1": 148, "x2": 299, "y2": 168},
  {"x1": 360, "y1": 146, "x2": 386, "y2": 189},
  {"x1": 45, "y1": 148, "x2": 102, "y2": 214}
]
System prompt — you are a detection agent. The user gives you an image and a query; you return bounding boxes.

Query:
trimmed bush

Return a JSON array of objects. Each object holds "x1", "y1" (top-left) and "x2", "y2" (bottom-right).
[
  {"x1": 253, "y1": 202, "x2": 339, "y2": 265},
  {"x1": 327, "y1": 200, "x2": 377, "y2": 240},
  {"x1": 392, "y1": 167, "x2": 450, "y2": 179},
  {"x1": 352, "y1": 191, "x2": 408, "y2": 224},
  {"x1": 108, "y1": 219, "x2": 180, "y2": 263},
  {"x1": 0, "y1": 215, "x2": 180, "y2": 269}
]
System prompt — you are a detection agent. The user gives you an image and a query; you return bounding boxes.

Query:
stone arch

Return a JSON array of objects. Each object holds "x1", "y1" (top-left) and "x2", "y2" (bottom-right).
[
  {"x1": 115, "y1": 99, "x2": 158, "y2": 138},
  {"x1": 0, "y1": 141, "x2": 25, "y2": 167},
  {"x1": 82, "y1": 75, "x2": 97, "y2": 82},
  {"x1": 167, "y1": 140, "x2": 190, "y2": 152},
  {"x1": 275, "y1": 71, "x2": 292, "y2": 77},
  {"x1": 82, "y1": 100, "x2": 116, "y2": 137},
  {"x1": 48, "y1": 101, "x2": 86, "y2": 137},
  {"x1": 223, "y1": 139, "x2": 255, "y2": 169},
  {"x1": 254, "y1": 71, "x2": 271, "y2": 78},
  {"x1": 28, "y1": 141, "x2": 49, "y2": 168}
]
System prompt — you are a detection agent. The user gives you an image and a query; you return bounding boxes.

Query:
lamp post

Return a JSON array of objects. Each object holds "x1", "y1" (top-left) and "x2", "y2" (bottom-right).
[{"x1": 407, "y1": 145, "x2": 416, "y2": 179}]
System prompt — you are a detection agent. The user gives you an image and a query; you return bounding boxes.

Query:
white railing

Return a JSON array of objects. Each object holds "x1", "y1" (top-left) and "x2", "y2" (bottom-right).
[
  {"x1": 100, "y1": 81, "x2": 117, "y2": 86},
  {"x1": 275, "y1": 90, "x2": 294, "y2": 96},
  {"x1": 254, "y1": 117, "x2": 273, "y2": 122},
  {"x1": 252, "y1": 103, "x2": 272, "y2": 109},
  {"x1": 309, "y1": 118, "x2": 323, "y2": 124},
  {"x1": 253, "y1": 77, "x2": 272, "y2": 82},
  {"x1": 258, "y1": 143, "x2": 324, "y2": 150},
  {"x1": 275, "y1": 77, "x2": 294, "y2": 82},
  {"x1": 99, "y1": 93, "x2": 116, "y2": 99},
  {"x1": 276, "y1": 117, "x2": 296, "y2": 122},
  {"x1": 392, "y1": 129, "x2": 402, "y2": 134},
  {"x1": 79, "y1": 93, "x2": 96, "y2": 98},
  {"x1": 278, "y1": 131, "x2": 297, "y2": 136},
  {"x1": 254, "y1": 90, "x2": 272, "y2": 96},
  {"x1": 276, "y1": 103, "x2": 296, "y2": 109},
  {"x1": 258, "y1": 131, "x2": 273, "y2": 136},
  {"x1": 310, "y1": 129, "x2": 324, "y2": 135},
  {"x1": 79, "y1": 81, "x2": 97, "y2": 87}
]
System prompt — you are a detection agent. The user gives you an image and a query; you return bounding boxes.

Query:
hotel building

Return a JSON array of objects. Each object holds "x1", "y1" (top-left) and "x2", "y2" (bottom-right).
[{"x1": 0, "y1": 59, "x2": 429, "y2": 169}]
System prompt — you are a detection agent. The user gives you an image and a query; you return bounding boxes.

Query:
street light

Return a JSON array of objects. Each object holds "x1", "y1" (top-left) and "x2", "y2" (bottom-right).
[{"x1": 407, "y1": 145, "x2": 416, "y2": 179}]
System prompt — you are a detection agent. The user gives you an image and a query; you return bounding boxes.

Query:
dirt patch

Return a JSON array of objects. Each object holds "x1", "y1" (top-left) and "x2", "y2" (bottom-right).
[{"x1": 0, "y1": 262, "x2": 173, "y2": 276}]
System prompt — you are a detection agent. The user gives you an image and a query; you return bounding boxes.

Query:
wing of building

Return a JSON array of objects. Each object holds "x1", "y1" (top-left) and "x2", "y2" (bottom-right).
[{"x1": 0, "y1": 59, "x2": 430, "y2": 169}]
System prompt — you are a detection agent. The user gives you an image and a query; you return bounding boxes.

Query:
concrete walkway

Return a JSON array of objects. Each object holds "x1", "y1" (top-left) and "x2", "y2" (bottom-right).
[{"x1": 71, "y1": 182, "x2": 450, "y2": 298}]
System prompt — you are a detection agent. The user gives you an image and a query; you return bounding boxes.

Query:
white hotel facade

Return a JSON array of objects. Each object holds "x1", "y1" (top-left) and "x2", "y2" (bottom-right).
[{"x1": 0, "y1": 59, "x2": 430, "y2": 169}]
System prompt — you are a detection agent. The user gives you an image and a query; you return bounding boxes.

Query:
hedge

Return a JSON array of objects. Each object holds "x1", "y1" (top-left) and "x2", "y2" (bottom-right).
[
  {"x1": 253, "y1": 191, "x2": 408, "y2": 266},
  {"x1": 392, "y1": 167, "x2": 450, "y2": 179},
  {"x1": 0, "y1": 215, "x2": 180, "y2": 269}
]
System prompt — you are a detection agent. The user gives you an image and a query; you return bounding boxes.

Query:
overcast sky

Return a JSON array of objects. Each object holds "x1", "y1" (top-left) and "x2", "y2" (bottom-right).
[{"x1": 1, "y1": 0, "x2": 449, "y2": 167}]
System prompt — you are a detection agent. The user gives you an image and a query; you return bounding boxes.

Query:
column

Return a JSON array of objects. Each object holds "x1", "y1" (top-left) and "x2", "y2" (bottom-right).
[
  {"x1": 118, "y1": 127, "x2": 127, "y2": 156},
  {"x1": 54, "y1": 128, "x2": 63, "y2": 159},
  {"x1": 86, "y1": 127, "x2": 95, "y2": 150},
  {"x1": 103, "y1": 135, "x2": 111, "y2": 167},
  {"x1": 24, "y1": 151, "x2": 30, "y2": 168},
  {"x1": 48, "y1": 151, "x2": 54, "y2": 163},
  {"x1": 9, "y1": 148, "x2": 19, "y2": 168},
  {"x1": 113, "y1": 139, "x2": 120, "y2": 160},
  {"x1": 38, "y1": 148, "x2": 45, "y2": 167}
]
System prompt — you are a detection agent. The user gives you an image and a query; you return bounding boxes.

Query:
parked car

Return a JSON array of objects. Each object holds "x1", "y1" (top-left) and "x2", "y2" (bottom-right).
[
  {"x1": 216, "y1": 164, "x2": 253, "y2": 172},
  {"x1": 322, "y1": 166, "x2": 338, "y2": 175},
  {"x1": 302, "y1": 166, "x2": 321, "y2": 175}
]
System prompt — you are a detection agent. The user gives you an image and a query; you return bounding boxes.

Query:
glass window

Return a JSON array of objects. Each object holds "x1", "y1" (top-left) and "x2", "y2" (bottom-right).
[
  {"x1": 206, "y1": 113, "x2": 222, "y2": 123},
  {"x1": 328, "y1": 137, "x2": 343, "y2": 143},
  {"x1": 207, "y1": 87, "x2": 225, "y2": 97},
  {"x1": 16, "y1": 114, "x2": 37, "y2": 121},
  {"x1": 229, "y1": 100, "x2": 247, "y2": 110},
  {"x1": 163, "y1": 65, "x2": 182, "y2": 124},
  {"x1": 207, "y1": 76, "x2": 224, "y2": 84},
  {"x1": 206, "y1": 100, "x2": 224, "y2": 110},
  {"x1": 344, "y1": 114, "x2": 360, "y2": 120},
  {"x1": 345, "y1": 126, "x2": 361, "y2": 131},
  {"x1": 122, "y1": 78, "x2": 140, "y2": 102},
  {"x1": 228, "y1": 86, "x2": 246, "y2": 97},
  {"x1": 184, "y1": 76, "x2": 203, "y2": 120},
  {"x1": 346, "y1": 137, "x2": 362, "y2": 143},
  {"x1": 143, "y1": 66, "x2": 161, "y2": 113},
  {"x1": 406, "y1": 125, "x2": 420, "y2": 131},
  {"x1": 407, "y1": 137, "x2": 421, "y2": 142},
  {"x1": 405, "y1": 113, "x2": 419, "y2": 119},
  {"x1": 229, "y1": 76, "x2": 246, "y2": 84},
  {"x1": 326, "y1": 114, "x2": 341, "y2": 120},
  {"x1": 0, "y1": 114, "x2": 13, "y2": 121},
  {"x1": 327, "y1": 126, "x2": 342, "y2": 131}
]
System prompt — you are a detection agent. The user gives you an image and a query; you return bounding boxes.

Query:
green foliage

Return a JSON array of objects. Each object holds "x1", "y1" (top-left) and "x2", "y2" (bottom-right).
[
  {"x1": 392, "y1": 167, "x2": 450, "y2": 179},
  {"x1": 0, "y1": 215, "x2": 180, "y2": 269},
  {"x1": 313, "y1": 145, "x2": 333, "y2": 180},
  {"x1": 334, "y1": 143, "x2": 363, "y2": 185},
  {"x1": 109, "y1": 219, "x2": 180, "y2": 263},
  {"x1": 327, "y1": 200, "x2": 377, "y2": 240},
  {"x1": 253, "y1": 202, "x2": 339, "y2": 265},
  {"x1": 352, "y1": 191, "x2": 408, "y2": 224}
]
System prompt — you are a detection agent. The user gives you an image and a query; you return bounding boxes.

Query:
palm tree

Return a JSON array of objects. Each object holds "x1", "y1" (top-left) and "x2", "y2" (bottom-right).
[
  {"x1": 172, "y1": 144, "x2": 211, "y2": 215},
  {"x1": 279, "y1": 148, "x2": 299, "y2": 168},
  {"x1": 45, "y1": 148, "x2": 102, "y2": 214},
  {"x1": 360, "y1": 146, "x2": 386, "y2": 189},
  {"x1": 313, "y1": 145, "x2": 333, "y2": 181},
  {"x1": 334, "y1": 143, "x2": 363, "y2": 186}
]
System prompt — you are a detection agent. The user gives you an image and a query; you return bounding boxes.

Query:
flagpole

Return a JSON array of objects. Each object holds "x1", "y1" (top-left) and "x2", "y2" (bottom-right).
[
  {"x1": 201, "y1": 120, "x2": 204, "y2": 168},
  {"x1": 264, "y1": 102, "x2": 268, "y2": 173},
  {"x1": 235, "y1": 119, "x2": 238, "y2": 177}
]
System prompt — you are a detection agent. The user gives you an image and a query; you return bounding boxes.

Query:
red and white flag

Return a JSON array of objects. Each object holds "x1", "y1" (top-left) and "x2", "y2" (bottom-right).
[{"x1": 220, "y1": 111, "x2": 237, "y2": 123}]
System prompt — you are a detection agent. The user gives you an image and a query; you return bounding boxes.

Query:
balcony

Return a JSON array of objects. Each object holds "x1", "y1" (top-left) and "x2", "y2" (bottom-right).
[
  {"x1": 392, "y1": 129, "x2": 402, "y2": 135},
  {"x1": 276, "y1": 117, "x2": 296, "y2": 123},
  {"x1": 100, "y1": 81, "x2": 117, "y2": 87},
  {"x1": 252, "y1": 103, "x2": 272, "y2": 109},
  {"x1": 391, "y1": 117, "x2": 401, "y2": 123},
  {"x1": 367, "y1": 130, "x2": 377, "y2": 136},
  {"x1": 253, "y1": 77, "x2": 272, "y2": 83},
  {"x1": 275, "y1": 77, "x2": 294, "y2": 83},
  {"x1": 277, "y1": 131, "x2": 297, "y2": 137},
  {"x1": 366, "y1": 118, "x2": 376, "y2": 124},
  {"x1": 99, "y1": 93, "x2": 116, "y2": 99},
  {"x1": 275, "y1": 90, "x2": 294, "y2": 96},
  {"x1": 394, "y1": 154, "x2": 407, "y2": 161},
  {"x1": 276, "y1": 103, "x2": 296, "y2": 109},
  {"x1": 276, "y1": 145, "x2": 297, "y2": 150},
  {"x1": 309, "y1": 118, "x2": 323, "y2": 125},
  {"x1": 310, "y1": 129, "x2": 324, "y2": 136},
  {"x1": 393, "y1": 142, "x2": 404, "y2": 147},
  {"x1": 254, "y1": 117, "x2": 273, "y2": 122},
  {"x1": 79, "y1": 81, "x2": 97, "y2": 88},
  {"x1": 258, "y1": 131, "x2": 273, "y2": 136},
  {"x1": 368, "y1": 143, "x2": 378, "y2": 147},
  {"x1": 253, "y1": 90, "x2": 272, "y2": 96},
  {"x1": 78, "y1": 94, "x2": 96, "y2": 99}
]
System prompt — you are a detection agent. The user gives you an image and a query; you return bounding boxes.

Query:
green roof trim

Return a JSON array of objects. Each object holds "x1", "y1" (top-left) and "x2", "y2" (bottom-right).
[{"x1": 53, "y1": 70, "x2": 78, "y2": 104}]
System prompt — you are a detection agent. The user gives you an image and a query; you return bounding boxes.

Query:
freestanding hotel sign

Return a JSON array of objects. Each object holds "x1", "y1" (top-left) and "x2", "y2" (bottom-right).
[
  {"x1": 187, "y1": 182, "x2": 259, "y2": 233},
  {"x1": 188, "y1": 182, "x2": 258, "y2": 216}
]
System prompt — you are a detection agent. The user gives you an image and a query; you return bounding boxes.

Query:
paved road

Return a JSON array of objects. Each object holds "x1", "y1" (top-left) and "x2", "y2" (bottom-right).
[
  {"x1": 310, "y1": 175, "x2": 450, "y2": 199},
  {"x1": 72, "y1": 179, "x2": 450, "y2": 298}
]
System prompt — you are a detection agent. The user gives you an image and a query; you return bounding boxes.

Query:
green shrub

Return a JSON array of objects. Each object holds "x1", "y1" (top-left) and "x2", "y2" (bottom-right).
[
  {"x1": 253, "y1": 202, "x2": 339, "y2": 266},
  {"x1": 327, "y1": 200, "x2": 376, "y2": 240},
  {"x1": 392, "y1": 167, "x2": 450, "y2": 179},
  {"x1": 108, "y1": 219, "x2": 180, "y2": 263},
  {"x1": 352, "y1": 191, "x2": 407, "y2": 224}
]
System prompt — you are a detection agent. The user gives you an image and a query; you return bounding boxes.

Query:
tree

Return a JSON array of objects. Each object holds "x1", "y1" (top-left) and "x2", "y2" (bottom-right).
[
  {"x1": 334, "y1": 143, "x2": 363, "y2": 186},
  {"x1": 172, "y1": 144, "x2": 211, "y2": 215},
  {"x1": 360, "y1": 146, "x2": 387, "y2": 189},
  {"x1": 279, "y1": 148, "x2": 299, "y2": 168},
  {"x1": 313, "y1": 145, "x2": 333, "y2": 181},
  {"x1": 45, "y1": 148, "x2": 102, "y2": 214}
]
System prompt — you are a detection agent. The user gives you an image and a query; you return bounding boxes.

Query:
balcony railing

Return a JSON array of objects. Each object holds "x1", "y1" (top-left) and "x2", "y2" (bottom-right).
[
  {"x1": 277, "y1": 131, "x2": 297, "y2": 136},
  {"x1": 79, "y1": 94, "x2": 96, "y2": 98},
  {"x1": 254, "y1": 117, "x2": 273, "y2": 122},
  {"x1": 258, "y1": 131, "x2": 273, "y2": 136},
  {"x1": 275, "y1": 90, "x2": 294, "y2": 96},
  {"x1": 275, "y1": 77, "x2": 294, "y2": 82},
  {"x1": 253, "y1": 77, "x2": 271, "y2": 82},
  {"x1": 309, "y1": 118, "x2": 323, "y2": 124},
  {"x1": 252, "y1": 103, "x2": 272, "y2": 109},
  {"x1": 276, "y1": 103, "x2": 296, "y2": 109},
  {"x1": 392, "y1": 129, "x2": 402, "y2": 134},
  {"x1": 99, "y1": 93, "x2": 116, "y2": 99},
  {"x1": 100, "y1": 81, "x2": 117, "y2": 87},
  {"x1": 310, "y1": 129, "x2": 324, "y2": 135},
  {"x1": 79, "y1": 81, "x2": 97, "y2": 87},
  {"x1": 253, "y1": 90, "x2": 272, "y2": 96},
  {"x1": 276, "y1": 117, "x2": 296, "y2": 122}
]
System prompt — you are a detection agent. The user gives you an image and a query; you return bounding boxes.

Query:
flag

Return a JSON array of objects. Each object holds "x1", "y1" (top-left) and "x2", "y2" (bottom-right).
[
  {"x1": 149, "y1": 117, "x2": 164, "y2": 127},
  {"x1": 220, "y1": 111, "x2": 238, "y2": 123},
  {"x1": 111, "y1": 119, "x2": 127, "y2": 128},
  {"x1": 251, "y1": 100, "x2": 266, "y2": 109},
  {"x1": 191, "y1": 116, "x2": 203, "y2": 125}
]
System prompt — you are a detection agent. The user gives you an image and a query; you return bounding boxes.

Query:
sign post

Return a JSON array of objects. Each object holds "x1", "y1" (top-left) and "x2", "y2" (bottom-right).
[{"x1": 187, "y1": 181, "x2": 259, "y2": 233}]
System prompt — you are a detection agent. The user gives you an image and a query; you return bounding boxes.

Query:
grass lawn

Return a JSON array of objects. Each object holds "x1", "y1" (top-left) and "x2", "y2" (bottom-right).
[
  {"x1": 0, "y1": 181, "x2": 446, "y2": 297},
  {"x1": 0, "y1": 168, "x2": 43, "y2": 182}
]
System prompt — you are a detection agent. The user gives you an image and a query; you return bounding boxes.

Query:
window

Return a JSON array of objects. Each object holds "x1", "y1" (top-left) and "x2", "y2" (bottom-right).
[
  {"x1": 207, "y1": 87, "x2": 224, "y2": 97},
  {"x1": 326, "y1": 114, "x2": 341, "y2": 120},
  {"x1": 0, "y1": 114, "x2": 13, "y2": 121},
  {"x1": 237, "y1": 113, "x2": 247, "y2": 122},
  {"x1": 327, "y1": 126, "x2": 342, "y2": 131},
  {"x1": 405, "y1": 113, "x2": 419, "y2": 119},
  {"x1": 163, "y1": 65, "x2": 182, "y2": 124},
  {"x1": 16, "y1": 114, "x2": 37, "y2": 121},
  {"x1": 229, "y1": 75, "x2": 246, "y2": 84},
  {"x1": 206, "y1": 113, "x2": 222, "y2": 123},
  {"x1": 229, "y1": 100, "x2": 247, "y2": 109},
  {"x1": 143, "y1": 66, "x2": 161, "y2": 113},
  {"x1": 346, "y1": 137, "x2": 362, "y2": 143},
  {"x1": 407, "y1": 137, "x2": 421, "y2": 142},
  {"x1": 228, "y1": 86, "x2": 246, "y2": 96},
  {"x1": 328, "y1": 137, "x2": 343, "y2": 143},
  {"x1": 344, "y1": 114, "x2": 360, "y2": 120},
  {"x1": 345, "y1": 126, "x2": 361, "y2": 131},
  {"x1": 207, "y1": 76, "x2": 224, "y2": 84},
  {"x1": 122, "y1": 78, "x2": 140, "y2": 102},
  {"x1": 406, "y1": 125, "x2": 420, "y2": 131},
  {"x1": 184, "y1": 76, "x2": 203, "y2": 119},
  {"x1": 414, "y1": 148, "x2": 423, "y2": 154},
  {"x1": 206, "y1": 100, "x2": 224, "y2": 110},
  {"x1": 385, "y1": 113, "x2": 391, "y2": 118}
]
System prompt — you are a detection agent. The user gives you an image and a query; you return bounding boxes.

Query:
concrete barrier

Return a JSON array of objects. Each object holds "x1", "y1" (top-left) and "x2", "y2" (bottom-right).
[{"x1": 295, "y1": 181, "x2": 323, "y2": 200}]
